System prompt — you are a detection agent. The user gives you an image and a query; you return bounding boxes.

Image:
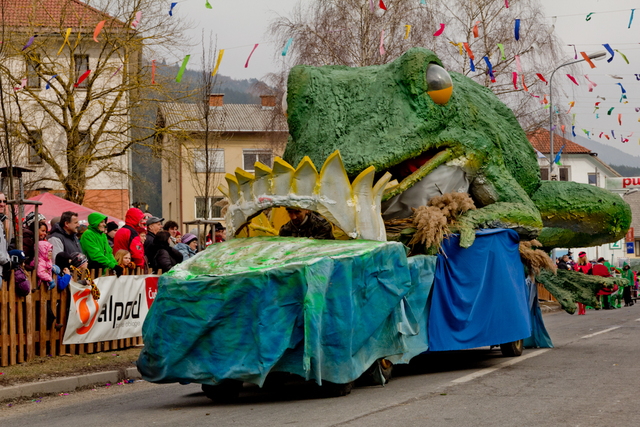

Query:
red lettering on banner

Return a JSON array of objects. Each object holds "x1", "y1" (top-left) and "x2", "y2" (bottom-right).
[
  {"x1": 145, "y1": 277, "x2": 159, "y2": 308},
  {"x1": 623, "y1": 178, "x2": 632, "y2": 188}
]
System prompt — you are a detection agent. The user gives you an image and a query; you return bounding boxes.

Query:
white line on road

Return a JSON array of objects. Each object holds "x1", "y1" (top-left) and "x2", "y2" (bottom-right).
[
  {"x1": 635, "y1": 318, "x2": 640, "y2": 322},
  {"x1": 581, "y1": 326, "x2": 621, "y2": 339},
  {"x1": 450, "y1": 349, "x2": 550, "y2": 384}
]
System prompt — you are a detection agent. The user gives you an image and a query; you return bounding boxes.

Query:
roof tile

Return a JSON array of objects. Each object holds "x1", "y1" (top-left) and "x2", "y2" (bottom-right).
[
  {"x1": 1, "y1": 0, "x2": 118, "y2": 29},
  {"x1": 527, "y1": 128, "x2": 592, "y2": 154}
]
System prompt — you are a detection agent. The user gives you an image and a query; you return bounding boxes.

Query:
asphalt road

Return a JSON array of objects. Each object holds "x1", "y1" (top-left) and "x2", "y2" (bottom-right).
[{"x1": 2, "y1": 306, "x2": 640, "y2": 427}]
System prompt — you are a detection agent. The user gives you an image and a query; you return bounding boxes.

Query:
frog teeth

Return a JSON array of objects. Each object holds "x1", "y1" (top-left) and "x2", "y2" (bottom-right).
[{"x1": 219, "y1": 150, "x2": 392, "y2": 241}]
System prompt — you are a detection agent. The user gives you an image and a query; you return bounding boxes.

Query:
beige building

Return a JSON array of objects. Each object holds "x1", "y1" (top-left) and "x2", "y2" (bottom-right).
[{"x1": 157, "y1": 94, "x2": 288, "y2": 229}]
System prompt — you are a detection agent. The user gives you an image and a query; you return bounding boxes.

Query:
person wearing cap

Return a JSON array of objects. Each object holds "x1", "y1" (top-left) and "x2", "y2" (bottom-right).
[
  {"x1": 106, "y1": 221, "x2": 119, "y2": 248},
  {"x1": 80, "y1": 213, "x2": 123, "y2": 276},
  {"x1": 113, "y1": 208, "x2": 146, "y2": 269},
  {"x1": 593, "y1": 257, "x2": 617, "y2": 310},
  {"x1": 144, "y1": 216, "x2": 164, "y2": 271},
  {"x1": 574, "y1": 251, "x2": 592, "y2": 315},
  {"x1": 279, "y1": 208, "x2": 334, "y2": 240},
  {"x1": 174, "y1": 233, "x2": 198, "y2": 260}
]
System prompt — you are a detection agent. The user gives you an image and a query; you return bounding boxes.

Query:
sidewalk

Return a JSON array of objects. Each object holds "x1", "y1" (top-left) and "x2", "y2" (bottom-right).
[{"x1": 0, "y1": 347, "x2": 142, "y2": 402}]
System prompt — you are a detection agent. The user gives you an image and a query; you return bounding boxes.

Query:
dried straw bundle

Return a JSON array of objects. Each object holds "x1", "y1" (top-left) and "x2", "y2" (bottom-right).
[
  {"x1": 519, "y1": 239, "x2": 556, "y2": 277},
  {"x1": 427, "y1": 192, "x2": 476, "y2": 222},
  {"x1": 408, "y1": 206, "x2": 449, "y2": 248}
]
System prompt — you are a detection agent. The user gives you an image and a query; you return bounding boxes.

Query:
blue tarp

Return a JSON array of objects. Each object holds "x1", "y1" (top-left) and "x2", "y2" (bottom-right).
[{"x1": 428, "y1": 229, "x2": 532, "y2": 351}]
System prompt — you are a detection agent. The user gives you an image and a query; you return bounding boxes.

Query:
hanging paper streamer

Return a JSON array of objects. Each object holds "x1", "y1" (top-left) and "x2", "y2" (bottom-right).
[
  {"x1": 597, "y1": 96, "x2": 606, "y2": 101},
  {"x1": 536, "y1": 73, "x2": 547, "y2": 85},
  {"x1": 370, "y1": 0, "x2": 375, "y2": 12},
  {"x1": 131, "y1": 11, "x2": 142, "y2": 29},
  {"x1": 561, "y1": 125, "x2": 565, "y2": 134},
  {"x1": 583, "y1": 129, "x2": 589, "y2": 138},
  {"x1": 616, "y1": 82, "x2": 626, "y2": 94},
  {"x1": 205, "y1": 0, "x2": 212, "y2": 9},
  {"x1": 449, "y1": 41, "x2": 463, "y2": 55},
  {"x1": 572, "y1": 114, "x2": 576, "y2": 126},
  {"x1": 405, "y1": 25, "x2": 411, "y2": 39},
  {"x1": 614, "y1": 50, "x2": 629, "y2": 64},
  {"x1": 630, "y1": 9, "x2": 635, "y2": 28},
  {"x1": 152, "y1": 60, "x2": 156, "y2": 84},
  {"x1": 74, "y1": 69, "x2": 91, "y2": 88},
  {"x1": 608, "y1": 107, "x2": 614, "y2": 115},
  {"x1": 512, "y1": 72, "x2": 518, "y2": 90},
  {"x1": 245, "y1": 44, "x2": 259, "y2": 68},
  {"x1": 566, "y1": 74, "x2": 579, "y2": 86},
  {"x1": 22, "y1": 36, "x2": 34, "y2": 51},
  {"x1": 567, "y1": 101, "x2": 574, "y2": 114},
  {"x1": 282, "y1": 37, "x2": 293, "y2": 56},
  {"x1": 612, "y1": 131, "x2": 616, "y2": 139},
  {"x1": 572, "y1": 126, "x2": 576, "y2": 137},
  {"x1": 433, "y1": 24, "x2": 445, "y2": 37},
  {"x1": 14, "y1": 78, "x2": 27, "y2": 91},
  {"x1": 505, "y1": 0, "x2": 509, "y2": 8},
  {"x1": 550, "y1": 125, "x2": 556, "y2": 132},
  {"x1": 58, "y1": 28, "x2": 71, "y2": 56},
  {"x1": 420, "y1": 0, "x2": 425, "y2": 4},
  {"x1": 514, "y1": 19, "x2": 520, "y2": 41},
  {"x1": 469, "y1": 58, "x2": 475, "y2": 72},
  {"x1": 605, "y1": 135, "x2": 610, "y2": 140},
  {"x1": 580, "y1": 52, "x2": 595, "y2": 68},
  {"x1": 379, "y1": 0, "x2": 387, "y2": 10},
  {"x1": 379, "y1": 30, "x2": 385, "y2": 56},
  {"x1": 636, "y1": 107, "x2": 640, "y2": 113},
  {"x1": 497, "y1": 43, "x2": 505, "y2": 60},
  {"x1": 603, "y1": 44, "x2": 614, "y2": 63},
  {"x1": 594, "y1": 102, "x2": 600, "y2": 113},
  {"x1": 169, "y1": 2, "x2": 177, "y2": 16},
  {"x1": 585, "y1": 75, "x2": 597, "y2": 92},
  {"x1": 554, "y1": 105, "x2": 559, "y2": 115},
  {"x1": 110, "y1": 65, "x2": 123, "y2": 79},
  {"x1": 543, "y1": 94, "x2": 548, "y2": 104},
  {"x1": 521, "y1": 75, "x2": 528, "y2": 92},
  {"x1": 462, "y1": 42, "x2": 474, "y2": 60},
  {"x1": 45, "y1": 74, "x2": 57, "y2": 90},
  {"x1": 608, "y1": 74, "x2": 623, "y2": 79},
  {"x1": 175, "y1": 54, "x2": 190, "y2": 83},
  {"x1": 554, "y1": 144, "x2": 565, "y2": 164},
  {"x1": 599, "y1": 132, "x2": 603, "y2": 138},
  {"x1": 212, "y1": 49, "x2": 224, "y2": 76},
  {"x1": 619, "y1": 113, "x2": 622, "y2": 126},
  {"x1": 596, "y1": 114, "x2": 599, "y2": 119},
  {"x1": 473, "y1": 21, "x2": 480, "y2": 38},
  {"x1": 93, "y1": 20, "x2": 106, "y2": 43},
  {"x1": 568, "y1": 44, "x2": 577, "y2": 60},
  {"x1": 586, "y1": 12, "x2": 594, "y2": 21},
  {"x1": 515, "y1": 55, "x2": 522, "y2": 73},
  {"x1": 483, "y1": 57, "x2": 495, "y2": 82}
]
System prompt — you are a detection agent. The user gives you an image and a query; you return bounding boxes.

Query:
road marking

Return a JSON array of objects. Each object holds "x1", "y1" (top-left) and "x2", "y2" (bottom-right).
[
  {"x1": 635, "y1": 318, "x2": 640, "y2": 322},
  {"x1": 581, "y1": 326, "x2": 621, "y2": 339},
  {"x1": 451, "y1": 349, "x2": 550, "y2": 384}
]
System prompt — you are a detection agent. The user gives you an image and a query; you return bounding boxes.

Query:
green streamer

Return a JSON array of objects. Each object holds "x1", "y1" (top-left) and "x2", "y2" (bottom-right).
[
  {"x1": 607, "y1": 107, "x2": 614, "y2": 115},
  {"x1": 176, "y1": 54, "x2": 190, "y2": 83},
  {"x1": 205, "y1": 0, "x2": 212, "y2": 9},
  {"x1": 572, "y1": 113, "x2": 576, "y2": 125},
  {"x1": 586, "y1": 12, "x2": 594, "y2": 21},
  {"x1": 614, "y1": 49, "x2": 629, "y2": 64},
  {"x1": 497, "y1": 43, "x2": 505, "y2": 60}
]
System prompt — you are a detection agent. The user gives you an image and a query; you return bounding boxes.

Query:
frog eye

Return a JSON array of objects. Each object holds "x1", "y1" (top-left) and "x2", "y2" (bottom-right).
[{"x1": 426, "y1": 64, "x2": 453, "y2": 105}]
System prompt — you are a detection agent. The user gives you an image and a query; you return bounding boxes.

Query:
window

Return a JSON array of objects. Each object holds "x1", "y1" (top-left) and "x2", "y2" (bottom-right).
[
  {"x1": 542, "y1": 166, "x2": 569, "y2": 181},
  {"x1": 26, "y1": 54, "x2": 41, "y2": 89},
  {"x1": 74, "y1": 54, "x2": 89, "y2": 88},
  {"x1": 559, "y1": 167, "x2": 569, "y2": 182},
  {"x1": 195, "y1": 196, "x2": 224, "y2": 219},
  {"x1": 193, "y1": 148, "x2": 224, "y2": 173},
  {"x1": 588, "y1": 173, "x2": 598, "y2": 186},
  {"x1": 243, "y1": 149, "x2": 273, "y2": 172},
  {"x1": 28, "y1": 130, "x2": 42, "y2": 164},
  {"x1": 540, "y1": 168, "x2": 549, "y2": 180},
  {"x1": 79, "y1": 130, "x2": 90, "y2": 151}
]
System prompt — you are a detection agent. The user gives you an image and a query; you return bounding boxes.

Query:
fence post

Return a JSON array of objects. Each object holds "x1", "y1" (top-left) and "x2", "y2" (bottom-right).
[
  {"x1": 9, "y1": 271, "x2": 17, "y2": 365},
  {"x1": 1, "y1": 275, "x2": 8, "y2": 366}
]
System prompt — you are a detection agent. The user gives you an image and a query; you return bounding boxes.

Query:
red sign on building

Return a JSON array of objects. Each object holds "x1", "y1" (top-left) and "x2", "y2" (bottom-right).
[{"x1": 626, "y1": 228, "x2": 634, "y2": 242}]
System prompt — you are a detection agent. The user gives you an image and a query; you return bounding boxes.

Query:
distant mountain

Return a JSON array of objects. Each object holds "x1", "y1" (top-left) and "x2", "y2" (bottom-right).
[
  {"x1": 609, "y1": 164, "x2": 640, "y2": 177},
  {"x1": 573, "y1": 135, "x2": 640, "y2": 168}
]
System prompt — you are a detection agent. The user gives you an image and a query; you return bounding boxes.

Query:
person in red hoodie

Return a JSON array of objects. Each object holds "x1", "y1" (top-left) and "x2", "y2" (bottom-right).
[
  {"x1": 592, "y1": 257, "x2": 617, "y2": 310},
  {"x1": 573, "y1": 251, "x2": 592, "y2": 315},
  {"x1": 113, "y1": 208, "x2": 146, "y2": 269}
]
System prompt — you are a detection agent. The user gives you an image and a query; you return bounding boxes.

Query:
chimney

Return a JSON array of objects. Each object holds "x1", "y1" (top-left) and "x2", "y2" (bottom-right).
[
  {"x1": 209, "y1": 93, "x2": 224, "y2": 107},
  {"x1": 260, "y1": 95, "x2": 276, "y2": 109}
]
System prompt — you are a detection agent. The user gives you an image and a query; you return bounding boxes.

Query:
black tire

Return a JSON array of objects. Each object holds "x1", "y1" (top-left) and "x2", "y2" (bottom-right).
[
  {"x1": 202, "y1": 380, "x2": 243, "y2": 402},
  {"x1": 322, "y1": 381, "x2": 354, "y2": 397},
  {"x1": 500, "y1": 339, "x2": 524, "y2": 357}
]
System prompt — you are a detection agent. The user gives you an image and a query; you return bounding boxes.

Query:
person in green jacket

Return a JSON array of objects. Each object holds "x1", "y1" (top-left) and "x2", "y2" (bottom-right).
[
  {"x1": 80, "y1": 213, "x2": 123, "y2": 276},
  {"x1": 622, "y1": 263, "x2": 635, "y2": 307}
]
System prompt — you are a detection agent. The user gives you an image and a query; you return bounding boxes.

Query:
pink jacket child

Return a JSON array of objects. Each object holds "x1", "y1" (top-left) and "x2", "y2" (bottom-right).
[{"x1": 37, "y1": 241, "x2": 56, "y2": 289}]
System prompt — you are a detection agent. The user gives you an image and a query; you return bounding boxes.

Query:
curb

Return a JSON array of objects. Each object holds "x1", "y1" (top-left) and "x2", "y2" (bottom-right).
[{"x1": 0, "y1": 367, "x2": 141, "y2": 401}]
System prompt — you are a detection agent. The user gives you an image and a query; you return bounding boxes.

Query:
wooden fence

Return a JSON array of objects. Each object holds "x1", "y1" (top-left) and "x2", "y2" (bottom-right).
[
  {"x1": 0, "y1": 268, "x2": 144, "y2": 367},
  {"x1": 537, "y1": 282, "x2": 557, "y2": 302}
]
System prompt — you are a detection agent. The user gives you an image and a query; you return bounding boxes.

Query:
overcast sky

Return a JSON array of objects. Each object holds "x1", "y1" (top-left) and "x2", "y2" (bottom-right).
[{"x1": 171, "y1": 0, "x2": 640, "y2": 156}]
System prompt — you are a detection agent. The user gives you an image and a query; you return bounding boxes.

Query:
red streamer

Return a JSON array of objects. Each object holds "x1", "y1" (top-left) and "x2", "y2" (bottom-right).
[
  {"x1": 379, "y1": 0, "x2": 386, "y2": 10},
  {"x1": 433, "y1": 24, "x2": 445, "y2": 37},
  {"x1": 245, "y1": 44, "x2": 259, "y2": 68},
  {"x1": 566, "y1": 74, "x2": 579, "y2": 86},
  {"x1": 512, "y1": 72, "x2": 518, "y2": 90},
  {"x1": 152, "y1": 60, "x2": 156, "y2": 84},
  {"x1": 462, "y1": 42, "x2": 474, "y2": 60},
  {"x1": 74, "y1": 69, "x2": 91, "y2": 88},
  {"x1": 536, "y1": 73, "x2": 547, "y2": 85}
]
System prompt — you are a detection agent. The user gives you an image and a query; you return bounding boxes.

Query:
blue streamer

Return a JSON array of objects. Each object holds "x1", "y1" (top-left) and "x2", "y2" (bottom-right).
[
  {"x1": 630, "y1": 9, "x2": 635, "y2": 28},
  {"x1": 282, "y1": 37, "x2": 293, "y2": 56},
  {"x1": 603, "y1": 43, "x2": 615, "y2": 63},
  {"x1": 483, "y1": 56, "x2": 494, "y2": 81},
  {"x1": 514, "y1": 19, "x2": 520, "y2": 40},
  {"x1": 616, "y1": 82, "x2": 626, "y2": 94},
  {"x1": 169, "y1": 2, "x2": 177, "y2": 16},
  {"x1": 45, "y1": 74, "x2": 57, "y2": 90},
  {"x1": 553, "y1": 106, "x2": 559, "y2": 114},
  {"x1": 612, "y1": 130, "x2": 616, "y2": 139},
  {"x1": 572, "y1": 126, "x2": 576, "y2": 137},
  {"x1": 554, "y1": 144, "x2": 565, "y2": 164},
  {"x1": 596, "y1": 114, "x2": 599, "y2": 119},
  {"x1": 470, "y1": 58, "x2": 475, "y2": 72},
  {"x1": 421, "y1": 0, "x2": 426, "y2": 3},
  {"x1": 22, "y1": 35, "x2": 34, "y2": 51}
]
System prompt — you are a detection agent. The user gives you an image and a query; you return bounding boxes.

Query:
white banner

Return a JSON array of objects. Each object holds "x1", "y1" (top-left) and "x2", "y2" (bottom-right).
[
  {"x1": 605, "y1": 177, "x2": 640, "y2": 191},
  {"x1": 63, "y1": 275, "x2": 159, "y2": 345}
]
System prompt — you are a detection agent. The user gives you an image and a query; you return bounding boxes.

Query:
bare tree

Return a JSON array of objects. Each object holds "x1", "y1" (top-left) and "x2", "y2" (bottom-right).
[
  {"x1": 0, "y1": 0, "x2": 192, "y2": 204},
  {"x1": 269, "y1": 0, "x2": 574, "y2": 132}
]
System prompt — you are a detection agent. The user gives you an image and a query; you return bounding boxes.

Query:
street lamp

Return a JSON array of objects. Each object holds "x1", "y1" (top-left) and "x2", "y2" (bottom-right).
[{"x1": 548, "y1": 51, "x2": 607, "y2": 180}]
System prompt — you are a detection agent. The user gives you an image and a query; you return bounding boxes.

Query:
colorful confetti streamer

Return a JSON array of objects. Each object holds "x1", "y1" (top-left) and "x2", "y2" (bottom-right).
[
  {"x1": 169, "y1": 2, "x2": 177, "y2": 16},
  {"x1": 58, "y1": 28, "x2": 71, "y2": 56},
  {"x1": 608, "y1": 107, "x2": 614, "y2": 115},
  {"x1": 93, "y1": 20, "x2": 105, "y2": 43},
  {"x1": 567, "y1": 101, "x2": 574, "y2": 114},
  {"x1": 497, "y1": 43, "x2": 505, "y2": 60},
  {"x1": 74, "y1": 69, "x2": 91, "y2": 88},
  {"x1": 585, "y1": 75, "x2": 597, "y2": 92},
  {"x1": 45, "y1": 74, "x2": 57, "y2": 90},
  {"x1": 175, "y1": 55, "x2": 190, "y2": 83},
  {"x1": 469, "y1": 58, "x2": 476, "y2": 72},
  {"x1": 572, "y1": 113, "x2": 576, "y2": 125},
  {"x1": 212, "y1": 49, "x2": 224, "y2": 76},
  {"x1": 405, "y1": 25, "x2": 411, "y2": 39},
  {"x1": 379, "y1": 0, "x2": 387, "y2": 11},
  {"x1": 630, "y1": 9, "x2": 635, "y2": 28},
  {"x1": 282, "y1": 37, "x2": 293, "y2": 56},
  {"x1": 152, "y1": 60, "x2": 156, "y2": 84},
  {"x1": 619, "y1": 113, "x2": 622, "y2": 126},
  {"x1": 536, "y1": 73, "x2": 547, "y2": 84},
  {"x1": 512, "y1": 72, "x2": 518, "y2": 90},
  {"x1": 110, "y1": 65, "x2": 122, "y2": 79},
  {"x1": 22, "y1": 35, "x2": 34, "y2": 51},
  {"x1": 131, "y1": 11, "x2": 142, "y2": 29},
  {"x1": 586, "y1": 12, "x2": 594, "y2": 21},
  {"x1": 568, "y1": 44, "x2": 577, "y2": 60},
  {"x1": 483, "y1": 56, "x2": 495, "y2": 82},
  {"x1": 14, "y1": 78, "x2": 27, "y2": 91},
  {"x1": 449, "y1": 41, "x2": 463, "y2": 55},
  {"x1": 603, "y1": 43, "x2": 614, "y2": 63},
  {"x1": 514, "y1": 19, "x2": 520, "y2": 40},
  {"x1": 521, "y1": 74, "x2": 528, "y2": 92},
  {"x1": 572, "y1": 126, "x2": 576, "y2": 137},
  {"x1": 515, "y1": 55, "x2": 522, "y2": 73},
  {"x1": 433, "y1": 24, "x2": 445, "y2": 37},
  {"x1": 462, "y1": 42, "x2": 474, "y2": 60},
  {"x1": 379, "y1": 30, "x2": 385, "y2": 56},
  {"x1": 614, "y1": 50, "x2": 629, "y2": 64},
  {"x1": 473, "y1": 21, "x2": 480, "y2": 38},
  {"x1": 205, "y1": 0, "x2": 212, "y2": 9},
  {"x1": 370, "y1": 0, "x2": 375, "y2": 13},
  {"x1": 505, "y1": 0, "x2": 509, "y2": 8},
  {"x1": 580, "y1": 52, "x2": 595, "y2": 68},
  {"x1": 566, "y1": 74, "x2": 579, "y2": 86},
  {"x1": 616, "y1": 82, "x2": 626, "y2": 94},
  {"x1": 245, "y1": 44, "x2": 258, "y2": 68}
]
